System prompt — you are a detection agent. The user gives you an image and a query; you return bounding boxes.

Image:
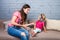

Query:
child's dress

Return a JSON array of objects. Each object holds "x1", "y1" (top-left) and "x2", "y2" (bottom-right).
[{"x1": 33, "y1": 20, "x2": 44, "y2": 33}]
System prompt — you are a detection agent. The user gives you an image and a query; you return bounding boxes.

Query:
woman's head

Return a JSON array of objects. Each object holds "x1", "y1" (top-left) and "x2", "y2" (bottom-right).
[
  {"x1": 20, "y1": 4, "x2": 30, "y2": 23},
  {"x1": 21, "y1": 4, "x2": 30, "y2": 14}
]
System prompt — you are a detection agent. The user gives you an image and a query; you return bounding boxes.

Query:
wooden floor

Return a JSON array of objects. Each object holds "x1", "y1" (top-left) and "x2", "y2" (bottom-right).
[
  {"x1": 0, "y1": 20, "x2": 5, "y2": 30},
  {"x1": 0, "y1": 20, "x2": 60, "y2": 40}
]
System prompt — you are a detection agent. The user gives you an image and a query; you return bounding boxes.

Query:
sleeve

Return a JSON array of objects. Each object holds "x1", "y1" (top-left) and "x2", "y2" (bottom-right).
[{"x1": 13, "y1": 11, "x2": 21, "y2": 19}]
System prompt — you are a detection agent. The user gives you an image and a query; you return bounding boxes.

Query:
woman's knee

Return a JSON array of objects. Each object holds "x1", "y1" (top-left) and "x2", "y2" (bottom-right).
[{"x1": 21, "y1": 32, "x2": 26, "y2": 37}]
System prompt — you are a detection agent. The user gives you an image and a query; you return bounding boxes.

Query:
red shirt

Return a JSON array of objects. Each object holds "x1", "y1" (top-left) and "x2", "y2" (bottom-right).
[{"x1": 36, "y1": 20, "x2": 44, "y2": 30}]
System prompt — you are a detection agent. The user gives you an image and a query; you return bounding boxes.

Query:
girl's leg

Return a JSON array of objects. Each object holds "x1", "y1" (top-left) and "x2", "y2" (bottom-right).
[
  {"x1": 31, "y1": 30, "x2": 37, "y2": 37},
  {"x1": 7, "y1": 27, "x2": 27, "y2": 40},
  {"x1": 31, "y1": 28, "x2": 41, "y2": 37},
  {"x1": 19, "y1": 28, "x2": 29, "y2": 40}
]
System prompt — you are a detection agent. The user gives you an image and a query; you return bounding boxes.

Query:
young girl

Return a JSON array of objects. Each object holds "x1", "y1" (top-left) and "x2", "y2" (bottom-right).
[{"x1": 31, "y1": 13, "x2": 47, "y2": 37}]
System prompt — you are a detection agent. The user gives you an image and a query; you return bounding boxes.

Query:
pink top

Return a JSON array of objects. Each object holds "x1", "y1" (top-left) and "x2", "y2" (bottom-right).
[
  {"x1": 8, "y1": 11, "x2": 21, "y2": 27},
  {"x1": 36, "y1": 20, "x2": 44, "y2": 30}
]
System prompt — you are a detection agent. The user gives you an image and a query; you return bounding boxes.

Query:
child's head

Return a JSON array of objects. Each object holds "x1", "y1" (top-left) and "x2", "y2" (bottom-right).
[{"x1": 38, "y1": 13, "x2": 46, "y2": 21}]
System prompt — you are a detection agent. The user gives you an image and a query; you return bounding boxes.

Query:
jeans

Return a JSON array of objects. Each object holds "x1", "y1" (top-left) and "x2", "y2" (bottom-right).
[{"x1": 7, "y1": 26, "x2": 29, "y2": 40}]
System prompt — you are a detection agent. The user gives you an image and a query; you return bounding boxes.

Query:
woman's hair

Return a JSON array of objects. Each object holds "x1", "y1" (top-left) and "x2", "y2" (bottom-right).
[{"x1": 19, "y1": 4, "x2": 30, "y2": 24}]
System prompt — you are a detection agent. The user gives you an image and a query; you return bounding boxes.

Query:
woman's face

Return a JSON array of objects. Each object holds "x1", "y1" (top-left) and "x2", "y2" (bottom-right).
[{"x1": 23, "y1": 8, "x2": 30, "y2": 14}]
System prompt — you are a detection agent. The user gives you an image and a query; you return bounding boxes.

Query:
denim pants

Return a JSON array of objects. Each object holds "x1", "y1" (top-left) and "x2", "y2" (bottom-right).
[{"x1": 7, "y1": 26, "x2": 29, "y2": 40}]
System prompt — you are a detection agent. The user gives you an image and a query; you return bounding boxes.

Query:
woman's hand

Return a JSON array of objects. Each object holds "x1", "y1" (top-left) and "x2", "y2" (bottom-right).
[{"x1": 22, "y1": 24, "x2": 28, "y2": 30}]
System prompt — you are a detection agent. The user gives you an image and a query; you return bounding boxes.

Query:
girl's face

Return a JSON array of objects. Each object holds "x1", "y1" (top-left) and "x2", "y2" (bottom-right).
[
  {"x1": 41, "y1": 14, "x2": 45, "y2": 19},
  {"x1": 42, "y1": 15, "x2": 45, "y2": 19},
  {"x1": 23, "y1": 8, "x2": 30, "y2": 14}
]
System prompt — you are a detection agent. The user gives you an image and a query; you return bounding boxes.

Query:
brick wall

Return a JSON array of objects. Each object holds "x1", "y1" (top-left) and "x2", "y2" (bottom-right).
[{"x1": 0, "y1": 0, "x2": 60, "y2": 20}]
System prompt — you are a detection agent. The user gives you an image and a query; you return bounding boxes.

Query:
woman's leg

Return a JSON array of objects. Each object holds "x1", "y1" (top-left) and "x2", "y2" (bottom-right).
[
  {"x1": 7, "y1": 26, "x2": 27, "y2": 40},
  {"x1": 19, "y1": 28, "x2": 29, "y2": 40}
]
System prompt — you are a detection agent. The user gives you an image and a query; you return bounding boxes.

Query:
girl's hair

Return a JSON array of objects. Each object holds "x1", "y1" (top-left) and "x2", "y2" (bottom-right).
[
  {"x1": 38, "y1": 13, "x2": 46, "y2": 21},
  {"x1": 19, "y1": 4, "x2": 30, "y2": 24},
  {"x1": 40, "y1": 13, "x2": 47, "y2": 27}
]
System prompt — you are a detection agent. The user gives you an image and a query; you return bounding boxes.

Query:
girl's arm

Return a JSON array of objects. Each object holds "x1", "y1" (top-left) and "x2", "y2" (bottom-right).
[
  {"x1": 24, "y1": 20, "x2": 36, "y2": 27},
  {"x1": 43, "y1": 26, "x2": 47, "y2": 32},
  {"x1": 43, "y1": 20, "x2": 47, "y2": 32},
  {"x1": 25, "y1": 23, "x2": 34, "y2": 26}
]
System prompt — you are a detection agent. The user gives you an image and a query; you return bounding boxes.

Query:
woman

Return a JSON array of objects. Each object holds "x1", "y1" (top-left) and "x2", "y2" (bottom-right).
[
  {"x1": 7, "y1": 4, "x2": 31, "y2": 40},
  {"x1": 31, "y1": 13, "x2": 47, "y2": 37}
]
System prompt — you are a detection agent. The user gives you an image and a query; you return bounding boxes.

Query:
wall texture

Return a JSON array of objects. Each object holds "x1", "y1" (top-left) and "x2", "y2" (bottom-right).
[{"x1": 0, "y1": 0, "x2": 60, "y2": 20}]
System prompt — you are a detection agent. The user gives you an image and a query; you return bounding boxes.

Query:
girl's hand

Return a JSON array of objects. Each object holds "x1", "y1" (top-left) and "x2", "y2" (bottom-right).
[
  {"x1": 44, "y1": 30, "x2": 47, "y2": 32},
  {"x1": 23, "y1": 24, "x2": 27, "y2": 28},
  {"x1": 30, "y1": 23, "x2": 34, "y2": 25},
  {"x1": 27, "y1": 23, "x2": 35, "y2": 26}
]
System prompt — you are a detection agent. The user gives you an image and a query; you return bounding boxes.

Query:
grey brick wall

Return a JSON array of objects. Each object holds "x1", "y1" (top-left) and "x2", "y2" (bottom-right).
[{"x1": 0, "y1": 0, "x2": 60, "y2": 20}]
